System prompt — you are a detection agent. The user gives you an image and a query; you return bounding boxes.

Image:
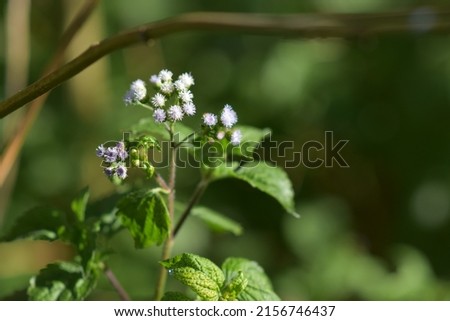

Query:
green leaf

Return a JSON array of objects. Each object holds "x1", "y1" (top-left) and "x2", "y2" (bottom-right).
[
  {"x1": 0, "y1": 207, "x2": 68, "y2": 242},
  {"x1": 211, "y1": 162, "x2": 299, "y2": 217},
  {"x1": 221, "y1": 271, "x2": 248, "y2": 301},
  {"x1": 230, "y1": 125, "x2": 270, "y2": 159},
  {"x1": 161, "y1": 291, "x2": 193, "y2": 301},
  {"x1": 222, "y1": 257, "x2": 280, "y2": 301},
  {"x1": 85, "y1": 193, "x2": 124, "y2": 238},
  {"x1": 161, "y1": 253, "x2": 225, "y2": 301},
  {"x1": 71, "y1": 187, "x2": 89, "y2": 223},
  {"x1": 192, "y1": 206, "x2": 243, "y2": 235},
  {"x1": 117, "y1": 188, "x2": 170, "y2": 249},
  {"x1": 131, "y1": 117, "x2": 194, "y2": 142},
  {"x1": 27, "y1": 261, "x2": 97, "y2": 301}
]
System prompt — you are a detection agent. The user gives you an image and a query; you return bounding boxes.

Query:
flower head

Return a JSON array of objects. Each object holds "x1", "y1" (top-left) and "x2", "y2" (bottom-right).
[
  {"x1": 220, "y1": 104, "x2": 238, "y2": 128},
  {"x1": 116, "y1": 164, "x2": 128, "y2": 180},
  {"x1": 178, "y1": 72, "x2": 195, "y2": 88},
  {"x1": 96, "y1": 144, "x2": 105, "y2": 157},
  {"x1": 149, "y1": 74, "x2": 162, "y2": 86},
  {"x1": 230, "y1": 129, "x2": 242, "y2": 146},
  {"x1": 178, "y1": 90, "x2": 193, "y2": 103},
  {"x1": 153, "y1": 108, "x2": 167, "y2": 123},
  {"x1": 168, "y1": 105, "x2": 184, "y2": 122},
  {"x1": 160, "y1": 82, "x2": 174, "y2": 95},
  {"x1": 203, "y1": 113, "x2": 218, "y2": 127},
  {"x1": 182, "y1": 102, "x2": 196, "y2": 116},
  {"x1": 116, "y1": 141, "x2": 128, "y2": 161},
  {"x1": 123, "y1": 79, "x2": 147, "y2": 105},
  {"x1": 159, "y1": 69, "x2": 173, "y2": 82},
  {"x1": 104, "y1": 147, "x2": 119, "y2": 163},
  {"x1": 151, "y1": 93, "x2": 166, "y2": 108},
  {"x1": 104, "y1": 167, "x2": 115, "y2": 178}
]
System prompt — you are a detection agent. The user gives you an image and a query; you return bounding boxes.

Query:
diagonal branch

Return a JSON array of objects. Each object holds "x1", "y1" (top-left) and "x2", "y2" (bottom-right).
[
  {"x1": 0, "y1": 0, "x2": 100, "y2": 187},
  {"x1": 1, "y1": 9, "x2": 450, "y2": 118}
]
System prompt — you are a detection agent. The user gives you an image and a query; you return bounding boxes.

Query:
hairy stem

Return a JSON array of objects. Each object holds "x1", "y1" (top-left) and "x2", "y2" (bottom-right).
[
  {"x1": 2, "y1": 9, "x2": 450, "y2": 118},
  {"x1": 104, "y1": 265, "x2": 131, "y2": 301},
  {"x1": 153, "y1": 126, "x2": 177, "y2": 300}
]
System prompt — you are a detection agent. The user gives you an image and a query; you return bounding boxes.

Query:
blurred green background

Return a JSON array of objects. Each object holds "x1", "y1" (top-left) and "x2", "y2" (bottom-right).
[{"x1": 2, "y1": 0, "x2": 450, "y2": 300}]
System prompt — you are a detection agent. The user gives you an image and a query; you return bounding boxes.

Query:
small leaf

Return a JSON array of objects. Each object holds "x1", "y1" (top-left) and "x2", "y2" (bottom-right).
[
  {"x1": 221, "y1": 271, "x2": 248, "y2": 301},
  {"x1": 117, "y1": 189, "x2": 170, "y2": 249},
  {"x1": 230, "y1": 125, "x2": 270, "y2": 159},
  {"x1": 71, "y1": 187, "x2": 90, "y2": 223},
  {"x1": 27, "y1": 261, "x2": 97, "y2": 301},
  {"x1": 212, "y1": 162, "x2": 299, "y2": 217},
  {"x1": 86, "y1": 193, "x2": 124, "y2": 238},
  {"x1": 192, "y1": 206, "x2": 243, "y2": 235},
  {"x1": 222, "y1": 257, "x2": 280, "y2": 301},
  {"x1": 161, "y1": 291, "x2": 193, "y2": 301},
  {"x1": 131, "y1": 118, "x2": 194, "y2": 142},
  {"x1": 0, "y1": 207, "x2": 68, "y2": 242},
  {"x1": 161, "y1": 253, "x2": 225, "y2": 301}
]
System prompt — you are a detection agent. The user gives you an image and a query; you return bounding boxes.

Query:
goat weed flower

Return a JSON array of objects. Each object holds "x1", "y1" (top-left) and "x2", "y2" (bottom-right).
[
  {"x1": 230, "y1": 129, "x2": 242, "y2": 146},
  {"x1": 123, "y1": 79, "x2": 147, "y2": 105},
  {"x1": 153, "y1": 108, "x2": 167, "y2": 123},
  {"x1": 168, "y1": 105, "x2": 184, "y2": 122},
  {"x1": 107, "y1": 69, "x2": 247, "y2": 182},
  {"x1": 220, "y1": 104, "x2": 238, "y2": 128},
  {"x1": 151, "y1": 93, "x2": 166, "y2": 108},
  {"x1": 203, "y1": 113, "x2": 218, "y2": 127}
]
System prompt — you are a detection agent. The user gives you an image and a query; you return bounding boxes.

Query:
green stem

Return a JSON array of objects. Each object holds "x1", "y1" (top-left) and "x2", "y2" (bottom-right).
[{"x1": 153, "y1": 124, "x2": 177, "y2": 300}]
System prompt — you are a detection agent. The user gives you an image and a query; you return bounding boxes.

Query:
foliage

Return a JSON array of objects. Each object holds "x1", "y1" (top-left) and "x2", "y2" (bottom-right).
[{"x1": 0, "y1": 69, "x2": 296, "y2": 300}]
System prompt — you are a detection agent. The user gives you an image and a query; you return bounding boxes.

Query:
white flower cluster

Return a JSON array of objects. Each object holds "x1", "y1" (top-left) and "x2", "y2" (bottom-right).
[
  {"x1": 202, "y1": 104, "x2": 241, "y2": 146},
  {"x1": 123, "y1": 69, "x2": 242, "y2": 146},
  {"x1": 148, "y1": 69, "x2": 196, "y2": 123}
]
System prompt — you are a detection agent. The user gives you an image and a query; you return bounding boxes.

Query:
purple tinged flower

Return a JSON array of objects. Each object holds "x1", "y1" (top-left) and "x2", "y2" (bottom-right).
[
  {"x1": 123, "y1": 90, "x2": 134, "y2": 106},
  {"x1": 96, "y1": 144, "x2": 106, "y2": 157},
  {"x1": 153, "y1": 108, "x2": 167, "y2": 123},
  {"x1": 182, "y1": 102, "x2": 196, "y2": 116},
  {"x1": 116, "y1": 141, "x2": 128, "y2": 161},
  {"x1": 104, "y1": 166, "x2": 115, "y2": 178},
  {"x1": 220, "y1": 104, "x2": 238, "y2": 128},
  {"x1": 203, "y1": 113, "x2": 218, "y2": 127},
  {"x1": 230, "y1": 129, "x2": 242, "y2": 146},
  {"x1": 168, "y1": 105, "x2": 184, "y2": 122},
  {"x1": 104, "y1": 147, "x2": 118, "y2": 163},
  {"x1": 116, "y1": 164, "x2": 128, "y2": 180},
  {"x1": 123, "y1": 79, "x2": 147, "y2": 105},
  {"x1": 216, "y1": 131, "x2": 225, "y2": 140},
  {"x1": 151, "y1": 93, "x2": 166, "y2": 107},
  {"x1": 178, "y1": 90, "x2": 193, "y2": 103},
  {"x1": 159, "y1": 69, "x2": 173, "y2": 82},
  {"x1": 149, "y1": 74, "x2": 161, "y2": 86}
]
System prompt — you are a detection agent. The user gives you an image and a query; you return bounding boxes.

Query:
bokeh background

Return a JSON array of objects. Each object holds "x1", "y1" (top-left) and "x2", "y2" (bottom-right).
[{"x1": 2, "y1": 0, "x2": 450, "y2": 300}]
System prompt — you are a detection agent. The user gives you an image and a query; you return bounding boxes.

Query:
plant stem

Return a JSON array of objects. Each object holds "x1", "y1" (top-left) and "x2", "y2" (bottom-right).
[
  {"x1": 153, "y1": 126, "x2": 177, "y2": 300},
  {"x1": 3, "y1": 10, "x2": 450, "y2": 118},
  {"x1": 173, "y1": 177, "x2": 210, "y2": 237},
  {"x1": 104, "y1": 265, "x2": 131, "y2": 301},
  {"x1": 154, "y1": 172, "x2": 169, "y2": 190}
]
